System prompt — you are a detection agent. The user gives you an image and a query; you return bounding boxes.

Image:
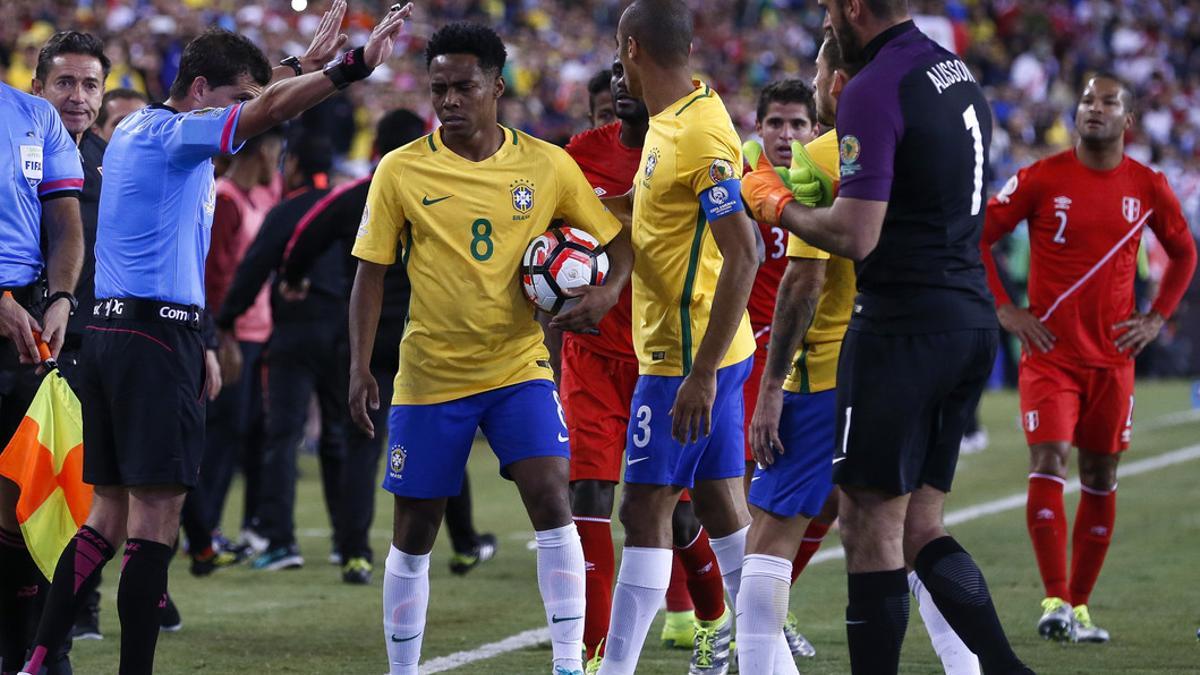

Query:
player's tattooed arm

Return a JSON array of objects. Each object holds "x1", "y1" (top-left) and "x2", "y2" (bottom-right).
[
  {"x1": 349, "y1": 261, "x2": 388, "y2": 438},
  {"x1": 748, "y1": 258, "x2": 824, "y2": 466},
  {"x1": 777, "y1": 196, "x2": 886, "y2": 262}
]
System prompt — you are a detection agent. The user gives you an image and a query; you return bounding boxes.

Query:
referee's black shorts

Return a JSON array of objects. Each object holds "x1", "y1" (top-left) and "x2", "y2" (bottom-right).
[
  {"x1": 77, "y1": 318, "x2": 206, "y2": 488},
  {"x1": 832, "y1": 328, "x2": 997, "y2": 495}
]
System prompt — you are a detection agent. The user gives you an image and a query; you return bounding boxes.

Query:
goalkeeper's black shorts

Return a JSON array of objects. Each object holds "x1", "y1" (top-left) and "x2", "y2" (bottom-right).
[{"x1": 832, "y1": 328, "x2": 997, "y2": 495}]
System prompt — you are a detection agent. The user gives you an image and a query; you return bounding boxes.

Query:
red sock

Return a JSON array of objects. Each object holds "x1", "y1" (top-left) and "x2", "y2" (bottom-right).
[
  {"x1": 791, "y1": 519, "x2": 831, "y2": 583},
  {"x1": 675, "y1": 529, "x2": 726, "y2": 621},
  {"x1": 665, "y1": 552, "x2": 693, "y2": 612},
  {"x1": 575, "y1": 517, "x2": 614, "y2": 658},
  {"x1": 1026, "y1": 474, "x2": 1069, "y2": 600},
  {"x1": 1069, "y1": 485, "x2": 1116, "y2": 607}
]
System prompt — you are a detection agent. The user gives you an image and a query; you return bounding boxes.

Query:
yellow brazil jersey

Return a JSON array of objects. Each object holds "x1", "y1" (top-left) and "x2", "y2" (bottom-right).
[
  {"x1": 783, "y1": 129, "x2": 857, "y2": 394},
  {"x1": 352, "y1": 126, "x2": 622, "y2": 405},
  {"x1": 632, "y1": 81, "x2": 756, "y2": 377}
]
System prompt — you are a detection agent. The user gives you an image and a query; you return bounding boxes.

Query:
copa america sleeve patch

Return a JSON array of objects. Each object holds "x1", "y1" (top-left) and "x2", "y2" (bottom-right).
[{"x1": 699, "y1": 179, "x2": 744, "y2": 222}]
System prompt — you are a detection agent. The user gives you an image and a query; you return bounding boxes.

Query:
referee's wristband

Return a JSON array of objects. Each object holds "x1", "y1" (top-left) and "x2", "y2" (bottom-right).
[
  {"x1": 46, "y1": 291, "x2": 78, "y2": 315},
  {"x1": 323, "y1": 46, "x2": 372, "y2": 90}
]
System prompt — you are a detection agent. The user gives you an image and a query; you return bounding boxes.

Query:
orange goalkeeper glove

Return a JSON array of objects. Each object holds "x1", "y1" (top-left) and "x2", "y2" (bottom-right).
[{"x1": 741, "y1": 140, "x2": 794, "y2": 226}]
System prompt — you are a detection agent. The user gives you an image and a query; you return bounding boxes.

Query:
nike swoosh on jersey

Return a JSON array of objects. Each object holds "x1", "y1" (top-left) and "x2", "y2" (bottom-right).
[
  {"x1": 627, "y1": 456, "x2": 650, "y2": 465},
  {"x1": 557, "y1": 433, "x2": 569, "y2": 442},
  {"x1": 421, "y1": 194, "x2": 452, "y2": 206},
  {"x1": 390, "y1": 633, "x2": 421, "y2": 642}
]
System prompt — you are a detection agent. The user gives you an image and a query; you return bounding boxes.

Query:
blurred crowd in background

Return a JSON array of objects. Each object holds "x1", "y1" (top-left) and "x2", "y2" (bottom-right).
[{"x1": 2, "y1": 0, "x2": 1199, "y2": 376}]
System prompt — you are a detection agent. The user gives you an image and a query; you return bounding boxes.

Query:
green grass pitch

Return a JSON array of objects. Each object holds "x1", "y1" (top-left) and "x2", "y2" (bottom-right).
[{"x1": 70, "y1": 380, "x2": 1200, "y2": 673}]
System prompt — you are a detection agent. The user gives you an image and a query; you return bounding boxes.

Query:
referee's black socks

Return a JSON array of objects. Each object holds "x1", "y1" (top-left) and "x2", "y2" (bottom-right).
[
  {"x1": 0, "y1": 526, "x2": 43, "y2": 671},
  {"x1": 24, "y1": 525, "x2": 115, "y2": 674},
  {"x1": 914, "y1": 536, "x2": 1032, "y2": 674},
  {"x1": 846, "y1": 567, "x2": 910, "y2": 674},
  {"x1": 118, "y1": 538, "x2": 173, "y2": 675}
]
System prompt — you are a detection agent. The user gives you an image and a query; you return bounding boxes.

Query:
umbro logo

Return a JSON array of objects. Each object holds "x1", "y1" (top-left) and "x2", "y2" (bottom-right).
[
  {"x1": 697, "y1": 562, "x2": 714, "y2": 575},
  {"x1": 1036, "y1": 508, "x2": 1055, "y2": 520},
  {"x1": 1053, "y1": 195, "x2": 1072, "y2": 211},
  {"x1": 1090, "y1": 526, "x2": 1109, "y2": 536}
]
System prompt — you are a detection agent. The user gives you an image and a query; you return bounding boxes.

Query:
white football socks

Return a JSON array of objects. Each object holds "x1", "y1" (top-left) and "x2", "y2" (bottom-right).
[
  {"x1": 597, "y1": 546, "x2": 673, "y2": 675},
  {"x1": 909, "y1": 570, "x2": 981, "y2": 675},
  {"x1": 535, "y1": 524, "x2": 587, "y2": 673},
  {"x1": 736, "y1": 554, "x2": 794, "y2": 675},
  {"x1": 708, "y1": 525, "x2": 749, "y2": 606},
  {"x1": 383, "y1": 546, "x2": 430, "y2": 675}
]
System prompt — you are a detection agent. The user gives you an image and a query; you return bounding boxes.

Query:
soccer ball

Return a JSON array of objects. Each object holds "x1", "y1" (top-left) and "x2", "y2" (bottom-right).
[{"x1": 521, "y1": 227, "x2": 610, "y2": 314}]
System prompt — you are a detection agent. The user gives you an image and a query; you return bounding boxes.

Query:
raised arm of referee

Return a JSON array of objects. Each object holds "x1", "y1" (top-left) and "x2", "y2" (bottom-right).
[{"x1": 20, "y1": 4, "x2": 417, "y2": 674}]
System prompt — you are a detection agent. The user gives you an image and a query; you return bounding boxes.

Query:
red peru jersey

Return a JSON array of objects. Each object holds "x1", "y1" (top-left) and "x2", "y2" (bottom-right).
[
  {"x1": 563, "y1": 122, "x2": 641, "y2": 362},
  {"x1": 983, "y1": 150, "x2": 1197, "y2": 367}
]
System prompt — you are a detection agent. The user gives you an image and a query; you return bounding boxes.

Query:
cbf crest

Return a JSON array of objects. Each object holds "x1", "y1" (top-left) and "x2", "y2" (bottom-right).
[
  {"x1": 1122, "y1": 196, "x2": 1142, "y2": 224},
  {"x1": 389, "y1": 444, "x2": 407, "y2": 479},
  {"x1": 511, "y1": 178, "x2": 535, "y2": 217}
]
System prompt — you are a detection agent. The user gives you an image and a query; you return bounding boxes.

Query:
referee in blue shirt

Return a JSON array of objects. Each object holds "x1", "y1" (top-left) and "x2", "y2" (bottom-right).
[
  {"x1": 0, "y1": 79, "x2": 84, "y2": 674},
  {"x1": 21, "y1": 3, "x2": 415, "y2": 673}
]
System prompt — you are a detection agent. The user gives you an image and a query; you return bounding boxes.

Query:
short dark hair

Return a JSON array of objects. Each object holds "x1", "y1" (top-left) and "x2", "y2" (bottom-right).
[
  {"x1": 375, "y1": 109, "x2": 426, "y2": 155},
  {"x1": 424, "y1": 23, "x2": 507, "y2": 76},
  {"x1": 863, "y1": 0, "x2": 909, "y2": 20},
  {"x1": 818, "y1": 29, "x2": 863, "y2": 78},
  {"x1": 36, "y1": 31, "x2": 110, "y2": 82},
  {"x1": 169, "y1": 28, "x2": 271, "y2": 100},
  {"x1": 621, "y1": 0, "x2": 692, "y2": 68},
  {"x1": 756, "y1": 79, "x2": 817, "y2": 124},
  {"x1": 95, "y1": 88, "x2": 148, "y2": 128},
  {"x1": 587, "y1": 69, "x2": 612, "y2": 111}
]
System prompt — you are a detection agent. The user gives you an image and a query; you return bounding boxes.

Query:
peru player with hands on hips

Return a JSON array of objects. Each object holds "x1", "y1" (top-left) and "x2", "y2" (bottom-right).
[
  {"x1": 347, "y1": 22, "x2": 633, "y2": 675},
  {"x1": 982, "y1": 74, "x2": 1197, "y2": 644}
]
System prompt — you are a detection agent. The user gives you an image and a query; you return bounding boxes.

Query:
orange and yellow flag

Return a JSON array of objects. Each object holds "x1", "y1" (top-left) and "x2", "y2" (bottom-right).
[{"x1": 0, "y1": 369, "x2": 90, "y2": 579}]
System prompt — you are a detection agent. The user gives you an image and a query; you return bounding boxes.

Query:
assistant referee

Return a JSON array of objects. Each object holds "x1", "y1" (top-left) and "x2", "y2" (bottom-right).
[{"x1": 20, "y1": 4, "x2": 415, "y2": 674}]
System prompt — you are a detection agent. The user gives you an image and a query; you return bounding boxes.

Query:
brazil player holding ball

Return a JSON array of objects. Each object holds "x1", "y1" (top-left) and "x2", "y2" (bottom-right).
[{"x1": 347, "y1": 23, "x2": 633, "y2": 675}]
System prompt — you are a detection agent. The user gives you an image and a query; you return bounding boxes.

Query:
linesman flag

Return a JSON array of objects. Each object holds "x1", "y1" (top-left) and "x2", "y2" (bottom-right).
[{"x1": 0, "y1": 339, "x2": 90, "y2": 579}]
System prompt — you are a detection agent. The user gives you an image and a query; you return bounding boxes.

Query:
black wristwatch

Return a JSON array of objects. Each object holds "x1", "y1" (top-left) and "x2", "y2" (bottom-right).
[
  {"x1": 280, "y1": 55, "x2": 303, "y2": 77},
  {"x1": 46, "y1": 291, "x2": 78, "y2": 315}
]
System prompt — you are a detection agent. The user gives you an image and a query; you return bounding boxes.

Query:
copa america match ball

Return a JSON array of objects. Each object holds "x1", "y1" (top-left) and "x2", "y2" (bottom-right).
[{"x1": 520, "y1": 226, "x2": 610, "y2": 314}]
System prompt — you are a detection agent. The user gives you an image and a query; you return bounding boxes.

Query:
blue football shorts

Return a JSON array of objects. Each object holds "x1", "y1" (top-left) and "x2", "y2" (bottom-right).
[
  {"x1": 624, "y1": 357, "x2": 751, "y2": 488},
  {"x1": 748, "y1": 388, "x2": 837, "y2": 518},
  {"x1": 382, "y1": 379, "x2": 569, "y2": 498}
]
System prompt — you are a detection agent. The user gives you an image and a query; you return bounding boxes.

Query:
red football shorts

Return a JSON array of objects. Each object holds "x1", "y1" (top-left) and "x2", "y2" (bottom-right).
[
  {"x1": 742, "y1": 333, "x2": 770, "y2": 461},
  {"x1": 1018, "y1": 355, "x2": 1135, "y2": 455},
  {"x1": 561, "y1": 339, "x2": 638, "y2": 483}
]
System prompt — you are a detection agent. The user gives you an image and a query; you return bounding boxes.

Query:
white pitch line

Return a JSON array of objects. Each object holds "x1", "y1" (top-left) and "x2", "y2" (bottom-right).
[
  {"x1": 420, "y1": 429, "x2": 1200, "y2": 673},
  {"x1": 420, "y1": 628, "x2": 551, "y2": 673}
]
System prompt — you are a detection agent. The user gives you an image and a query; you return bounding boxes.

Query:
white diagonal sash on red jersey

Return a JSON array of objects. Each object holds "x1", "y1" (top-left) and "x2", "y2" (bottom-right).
[{"x1": 1038, "y1": 209, "x2": 1154, "y2": 323}]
